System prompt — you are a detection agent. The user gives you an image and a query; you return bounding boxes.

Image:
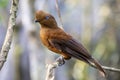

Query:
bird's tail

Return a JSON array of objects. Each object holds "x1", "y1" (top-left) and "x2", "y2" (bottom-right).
[{"x1": 88, "y1": 58, "x2": 106, "y2": 77}]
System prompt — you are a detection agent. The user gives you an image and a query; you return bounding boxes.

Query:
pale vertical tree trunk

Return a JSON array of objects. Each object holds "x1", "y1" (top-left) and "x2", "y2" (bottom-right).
[{"x1": 19, "y1": 0, "x2": 46, "y2": 80}]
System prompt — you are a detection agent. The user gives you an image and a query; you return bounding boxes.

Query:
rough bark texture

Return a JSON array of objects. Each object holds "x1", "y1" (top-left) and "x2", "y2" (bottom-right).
[{"x1": 0, "y1": 0, "x2": 19, "y2": 70}]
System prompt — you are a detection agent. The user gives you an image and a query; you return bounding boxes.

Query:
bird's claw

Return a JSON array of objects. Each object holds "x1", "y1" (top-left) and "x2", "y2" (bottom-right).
[{"x1": 56, "y1": 56, "x2": 65, "y2": 66}]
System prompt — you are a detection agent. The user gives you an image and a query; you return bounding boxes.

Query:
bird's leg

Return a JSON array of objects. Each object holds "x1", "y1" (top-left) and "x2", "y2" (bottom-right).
[{"x1": 55, "y1": 56, "x2": 65, "y2": 66}]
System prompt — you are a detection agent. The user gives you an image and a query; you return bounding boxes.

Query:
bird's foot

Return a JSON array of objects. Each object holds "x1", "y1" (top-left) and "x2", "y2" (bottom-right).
[{"x1": 56, "y1": 56, "x2": 65, "y2": 66}]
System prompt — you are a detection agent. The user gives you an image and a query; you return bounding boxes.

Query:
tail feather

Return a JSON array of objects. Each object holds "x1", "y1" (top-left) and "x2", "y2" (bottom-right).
[{"x1": 88, "y1": 58, "x2": 106, "y2": 77}]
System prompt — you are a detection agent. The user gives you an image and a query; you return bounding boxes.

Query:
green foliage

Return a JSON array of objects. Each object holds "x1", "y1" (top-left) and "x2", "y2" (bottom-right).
[{"x1": 0, "y1": 0, "x2": 8, "y2": 8}]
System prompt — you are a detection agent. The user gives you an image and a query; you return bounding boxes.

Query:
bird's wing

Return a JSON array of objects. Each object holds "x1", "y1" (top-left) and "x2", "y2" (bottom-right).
[
  {"x1": 48, "y1": 38, "x2": 106, "y2": 77},
  {"x1": 48, "y1": 38, "x2": 92, "y2": 64}
]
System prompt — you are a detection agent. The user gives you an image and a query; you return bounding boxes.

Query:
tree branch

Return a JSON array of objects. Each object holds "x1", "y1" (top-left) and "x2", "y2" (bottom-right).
[
  {"x1": 46, "y1": 56, "x2": 120, "y2": 80},
  {"x1": 45, "y1": 56, "x2": 65, "y2": 80},
  {"x1": 0, "y1": 0, "x2": 19, "y2": 70}
]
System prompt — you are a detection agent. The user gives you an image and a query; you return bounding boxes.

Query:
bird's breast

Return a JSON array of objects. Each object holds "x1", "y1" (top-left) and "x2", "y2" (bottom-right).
[
  {"x1": 40, "y1": 28, "x2": 60, "y2": 53},
  {"x1": 40, "y1": 29, "x2": 49, "y2": 47}
]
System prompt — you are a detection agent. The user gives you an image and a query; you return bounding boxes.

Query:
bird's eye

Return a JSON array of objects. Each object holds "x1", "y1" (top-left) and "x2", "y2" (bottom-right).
[{"x1": 45, "y1": 16, "x2": 50, "y2": 20}]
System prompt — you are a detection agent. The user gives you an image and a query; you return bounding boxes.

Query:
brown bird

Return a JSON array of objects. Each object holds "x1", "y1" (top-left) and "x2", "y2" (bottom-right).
[{"x1": 35, "y1": 10, "x2": 106, "y2": 77}]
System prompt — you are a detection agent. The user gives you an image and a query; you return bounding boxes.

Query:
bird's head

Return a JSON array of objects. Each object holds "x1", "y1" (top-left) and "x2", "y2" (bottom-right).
[{"x1": 35, "y1": 10, "x2": 58, "y2": 28}]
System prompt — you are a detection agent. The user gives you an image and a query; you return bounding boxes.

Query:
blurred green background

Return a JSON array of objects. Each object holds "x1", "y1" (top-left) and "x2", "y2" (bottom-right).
[{"x1": 0, "y1": 0, "x2": 120, "y2": 80}]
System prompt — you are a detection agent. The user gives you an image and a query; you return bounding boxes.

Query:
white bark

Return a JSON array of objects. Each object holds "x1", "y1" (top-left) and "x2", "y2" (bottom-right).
[{"x1": 0, "y1": 0, "x2": 19, "y2": 70}]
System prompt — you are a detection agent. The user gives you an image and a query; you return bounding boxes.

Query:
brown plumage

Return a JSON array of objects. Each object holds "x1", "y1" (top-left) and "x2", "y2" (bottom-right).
[{"x1": 35, "y1": 10, "x2": 106, "y2": 77}]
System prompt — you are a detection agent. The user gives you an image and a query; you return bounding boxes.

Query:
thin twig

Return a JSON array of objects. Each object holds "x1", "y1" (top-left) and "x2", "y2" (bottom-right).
[
  {"x1": 55, "y1": 0, "x2": 63, "y2": 29},
  {"x1": 91, "y1": 63, "x2": 120, "y2": 73},
  {"x1": 102, "y1": 66, "x2": 120, "y2": 73},
  {"x1": 0, "y1": 0, "x2": 19, "y2": 70}
]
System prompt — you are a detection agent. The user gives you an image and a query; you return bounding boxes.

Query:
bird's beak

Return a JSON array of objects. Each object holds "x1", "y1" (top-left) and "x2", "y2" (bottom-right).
[{"x1": 35, "y1": 19, "x2": 39, "y2": 23}]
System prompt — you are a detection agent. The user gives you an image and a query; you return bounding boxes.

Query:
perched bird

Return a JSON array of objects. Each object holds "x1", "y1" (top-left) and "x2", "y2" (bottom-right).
[{"x1": 35, "y1": 10, "x2": 106, "y2": 77}]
